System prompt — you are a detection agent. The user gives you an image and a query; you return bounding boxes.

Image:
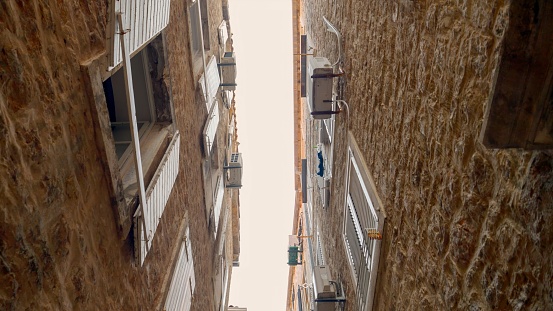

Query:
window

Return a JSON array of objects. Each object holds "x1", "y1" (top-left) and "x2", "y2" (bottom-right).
[
  {"x1": 218, "y1": 20, "x2": 228, "y2": 50},
  {"x1": 212, "y1": 174, "x2": 225, "y2": 233},
  {"x1": 296, "y1": 283, "x2": 314, "y2": 311},
  {"x1": 222, "y1": 90, "x2": 232, "y2": 109},
  {"x1": 102, "y1": 33, "x2": 180, "y2": 265},
  {"x1": 342, "y1": 134, "x2": 386, "y2": 311},
  {"x1": 103, "y1": 49, "x2": 155, "y2": 164},
  {"x1": 297, "y1": 286, "x2": 303, "y2": 311},
  {"x1": 203, "y1": 99, "x2": 220, "y2": 156},
  {"x1": 189, "y1": 1, "x2": 202, "y2": 58},
  {"x1": 164, "y1": 226, "x2": 195, "y2": 311},
  {"x1": 199, "y1": 0, "x2": 210, "y2": 50},
  {"x1": 189, "y1": 0, "x2": 210, "y2": 61},
  {"x1": 218, "y1": 254, "x2": 230, "y2": 311},
  {"x1": 103, "y1": 35, "x2": 175, "y2": 192},
  {"x1": 315, "y1": 230, "x2": 325, "y2": 266},
  {"x1": 199, "y1": 56, "x2": 221, "y2": 111},
  {"x1": 86, "y1": 3, "x2": 179, "y2": 265}
]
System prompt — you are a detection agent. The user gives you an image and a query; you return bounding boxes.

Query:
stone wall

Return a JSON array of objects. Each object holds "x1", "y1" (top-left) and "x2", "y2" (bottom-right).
[
  {"x1": 302, "y1": 0, "x2": 553, "y2": 310},
  {"x1": 0, "y1": 0, "x2": 225, "y2": 309}
]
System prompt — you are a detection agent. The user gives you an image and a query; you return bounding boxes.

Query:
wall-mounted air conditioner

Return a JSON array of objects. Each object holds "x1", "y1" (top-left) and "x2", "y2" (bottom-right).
[
  {"x1": 224, "y1": 153, "x2": 242, "y2": 188},
  {"x1": 313, "y1": 265, "x2": 346, "y2": 311},
  {"x1": 307, "y1": 57, "x2": 333, "y2": 119},
  {"x1": 313, "y1": 265, "x2": 336, "y2": 299},
  {"x1": 219, "y1": 52, "x2": 237, "y2": 91}
]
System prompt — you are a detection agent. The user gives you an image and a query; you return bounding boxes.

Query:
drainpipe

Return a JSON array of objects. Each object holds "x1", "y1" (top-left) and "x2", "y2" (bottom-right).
[{"x1": 117, "y1": 13, "x2": 149, "y2": 251}]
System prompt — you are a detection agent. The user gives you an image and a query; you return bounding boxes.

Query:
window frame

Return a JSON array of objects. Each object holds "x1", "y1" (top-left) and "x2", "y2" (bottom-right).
[
  {"x1": 341, "y1": 133, "x2": 386, "y2": 311},
  {"x1": 188, "y1": 0, "x2": 211, "y2": 73},
  {"x1": 189, "y1": 1, "x2": 203, "y2": 59},
  {"x1": 104, "y1": 49, "x2": 157, "y2": 167}
]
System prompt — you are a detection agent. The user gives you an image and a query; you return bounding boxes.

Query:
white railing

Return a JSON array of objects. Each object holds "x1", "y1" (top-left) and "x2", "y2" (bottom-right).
[
  {"x1": 108, "y1": 0, "x2": 171, "y2": 68},
  {"x1": 135, "y1": 132, "x2": 181, "y2": 265},
  {"x1": 164, "y1": 226, "x2": 196, "y2": 311}
]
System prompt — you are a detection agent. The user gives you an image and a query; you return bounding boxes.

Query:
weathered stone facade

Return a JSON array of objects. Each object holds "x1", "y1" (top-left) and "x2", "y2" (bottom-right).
[
  {"x1": 1, "y1": 0, "x2": 239, "y2": 310},
  {"x1": 297, "y1": 0, "x2": 553, "y2": 310}
]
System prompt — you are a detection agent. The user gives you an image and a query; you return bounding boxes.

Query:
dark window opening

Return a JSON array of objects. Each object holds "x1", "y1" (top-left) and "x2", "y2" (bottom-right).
[
  {"x1": 103, "y1": 49, "x2": 155, "y2": 160},
  {"x1": 102, "y1": 34, "x2": 172, "y2": 165}
]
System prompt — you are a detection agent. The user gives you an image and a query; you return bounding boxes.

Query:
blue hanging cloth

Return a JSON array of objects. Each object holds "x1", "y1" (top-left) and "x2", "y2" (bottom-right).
[{"x1": 317, "y1": 151, "x2": 325, "y2": 177}]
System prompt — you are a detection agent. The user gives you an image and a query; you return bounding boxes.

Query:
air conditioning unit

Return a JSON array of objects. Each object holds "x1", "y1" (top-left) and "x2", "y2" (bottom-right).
[
  {"x1": 313, "y1": 265, "x2": 345, "y2": 311},
  {"x1": 313, "y1": 265, "x2": 336, "y2": 299},
  {"x1": 224, "y1": 153, "x2": 242, "y2": 188},
  {"x1": 219, "y1": 52, "x2": 237, "y2": 91},
  {"x1": 307, "y1": 57, "x2": 333, "y2": 119}
]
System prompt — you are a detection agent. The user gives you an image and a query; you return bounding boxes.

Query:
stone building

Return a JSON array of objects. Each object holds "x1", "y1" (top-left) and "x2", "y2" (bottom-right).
[
  {"x1": 288, "y1": 0, "x2": 552, "y2": 310},
  {"x1": 1, "y1": 0, "x2": 241, "y2": 310}
]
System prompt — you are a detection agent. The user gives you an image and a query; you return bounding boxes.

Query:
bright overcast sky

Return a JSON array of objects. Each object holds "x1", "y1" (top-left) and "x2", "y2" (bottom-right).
[{"x1": 227, "y1": 0, "x2": 294, "y2": 310}]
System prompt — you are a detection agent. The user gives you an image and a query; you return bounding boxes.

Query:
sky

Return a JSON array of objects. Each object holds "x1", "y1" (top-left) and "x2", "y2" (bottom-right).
[{"x1": 227, "y1": 0, "x2": 295, "y2": 309}]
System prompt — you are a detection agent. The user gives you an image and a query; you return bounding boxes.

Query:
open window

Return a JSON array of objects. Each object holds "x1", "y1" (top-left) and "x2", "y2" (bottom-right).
[
  {"x1": 189, "y1": 0, "x2": 211, "y2": 71},
  {"x1": 342, "y1": 133, "x2": 386, "y2": 311},
  {"x1": 103, "y1": 49, "x2": 156, "y2": 164},
  {"x1": 189, "y1": 1, "x2": 203, "y2": 58},
  {"x1": 84, "y1": 1, "x2": 178, "y2": 265},
  {"x1": 103, "y1": 36, "x2": 175, "y2": 203},
  {"x1": 199, "y1": 0, "x2": 210, "y2": 50},
  {"x1": 102, "y1": 32, "x2": 180, "y2": 265},
  {"x1": 164, "y1": 225, "x2": 196, "y2": 311}
]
